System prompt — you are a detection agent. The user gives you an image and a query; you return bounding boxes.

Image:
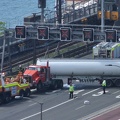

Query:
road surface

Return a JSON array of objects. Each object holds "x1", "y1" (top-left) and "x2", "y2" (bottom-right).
[{"x1": 0, "y1": 82, "x2": 120, "y2": 120}]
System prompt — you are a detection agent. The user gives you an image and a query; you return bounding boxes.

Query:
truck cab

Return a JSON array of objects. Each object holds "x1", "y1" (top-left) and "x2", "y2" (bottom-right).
[
  {"x1": 24, "y1": 65, "x2": 50, "y2": 89},
  {"x1": 23, "y1": 64, "x2": 63, "y2": 92}
]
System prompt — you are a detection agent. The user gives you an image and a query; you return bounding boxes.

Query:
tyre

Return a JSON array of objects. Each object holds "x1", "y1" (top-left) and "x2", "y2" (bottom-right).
[
  {"x1": 11, "y1": 96, "x2": 15, "y2": 100},
  {"x1": 106, "y1": 79, "x2": 113, "y2": 87},
  {"x1": 24, "y1": 88, "x2": 31, "y2": 97},
  {"x1": 19, "y1": 90, "x2": 24, "y2": 99},
  {"x1": 58, "y1": 80, "x2": 63, "y2": 89},
  {"x1": 52, "y1": 81, "x2": 58, "y2": 90},
  {"x1": 37, "y1": 82, "x2": 42, "y2": 92},
  {"x1": 114, "y1": 79, "x2": 120, "y2": 87},
  {"x1": 0, "y1": 95, "x2": 3, "y2": 105},
  {"x1": 4, "y1": 94, "x2": 11, "y2": 103}
]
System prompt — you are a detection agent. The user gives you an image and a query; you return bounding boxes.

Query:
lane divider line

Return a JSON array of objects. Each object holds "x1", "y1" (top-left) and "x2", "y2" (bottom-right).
[
  {"x1": 20, "y1": 98, "x2": 74, "y2": 120},
  {"x1": 82, "y1": 88, "x2": 100, "y2": 96},
  {"x1": 75, "y1": 105, "x2": 85, "y2": 110}
]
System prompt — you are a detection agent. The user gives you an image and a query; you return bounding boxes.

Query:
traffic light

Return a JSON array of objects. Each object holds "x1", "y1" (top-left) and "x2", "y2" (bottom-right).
[
  {"x1": 60, "y1": 27, "x2": 71, "y2": 41},
  {"x1": 105, "y1": 29, "x2": 117, "y2": 42},
  {"x1": 83, "y1": 28, "x2": 94, "y2": 42},
  {"x1": 37, "y1": 26, "x2": 49, "y2": 40},
  {"x1": 15, "y1": 26, "x2": 26, "y2": 39},
  {"x1": 38, "y1": 0, "x2": 46, "y2": 8}
]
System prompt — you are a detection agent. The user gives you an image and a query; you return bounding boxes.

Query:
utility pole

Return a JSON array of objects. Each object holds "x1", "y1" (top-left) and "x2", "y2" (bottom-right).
[
  {"x1": 58, "y1": 0, "x2": 62, "y2": 24},
  {"x1": 101, "y1": 0, "x2": 104, "y2": 32},
  {"x1": 7, "y1": 31, "x2": 12, "y2": 75},
  {"x1": 116, "y1": 0, "x2": 120, "y2": 20},
  {"x1": 73, "y1": 0, "x2": 75, "y2": 10},
  {"x1": 40, "y1": 103, "x2": 43, "y2": 120},
  {"x1": 38, "y1": 0, "x2": 46, "y2": 23},
  {"x1": 32, "y1": 13, "x2": 36, "y2": 64},
  {"x1": 1, "y1": 30, "x2": 6, "y2": 86},
  {"x1": 41, "y1": 7, "x2": 44, "y2": 23}
]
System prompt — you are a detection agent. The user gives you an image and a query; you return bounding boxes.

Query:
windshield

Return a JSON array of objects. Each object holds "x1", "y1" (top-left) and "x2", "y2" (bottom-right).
[{"x1": 28, "y1": 67, "x2": 41, "y2": 72}]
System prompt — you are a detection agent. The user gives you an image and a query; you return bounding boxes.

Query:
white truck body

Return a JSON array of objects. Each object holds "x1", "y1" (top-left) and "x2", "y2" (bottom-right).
[
  {"x1": 36, "y1": 58, "x2": 120, "y2": 87},
  {"x1": 37, "y1": 59, "x2": 120, "y2": 76}
]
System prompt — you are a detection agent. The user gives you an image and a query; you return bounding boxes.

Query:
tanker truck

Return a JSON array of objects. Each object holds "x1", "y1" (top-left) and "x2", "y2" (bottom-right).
[{"x1": 36, "y1": 58, "x2": 120, "y2": 87}]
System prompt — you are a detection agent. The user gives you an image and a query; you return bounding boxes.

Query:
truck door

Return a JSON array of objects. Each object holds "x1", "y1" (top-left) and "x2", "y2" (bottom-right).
[
  {"x1": 40, "y1": 68, "x2": 46, "y2": 82},
  {"x1": 40, "y1": 67, "x2": 50, "y2": 82}
]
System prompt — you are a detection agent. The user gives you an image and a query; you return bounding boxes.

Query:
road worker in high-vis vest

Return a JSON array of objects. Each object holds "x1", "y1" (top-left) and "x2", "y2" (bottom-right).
[
  {"x1": 69, "y1": 83, "x2": 74, "y2": 99},
  {"x1": 102, "y1": 80, "x2": 106, "y2": 94}
]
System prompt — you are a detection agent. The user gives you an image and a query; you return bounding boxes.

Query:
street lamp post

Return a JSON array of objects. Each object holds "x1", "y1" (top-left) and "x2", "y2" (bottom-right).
[
  {"x1": 32, "y1": 13, "x2": 36, "y2": 64},
  {"x1": 24, "y1": 97, "x2": 44, "y2": 120},
  {"x1": 7, "y1": 33, "x2": 12, "y2": 75},
  {"x1": 58, "y1": 0, "x2": 62, "y2": 24},
  {"x1": 40, "y1": 102, "x2": 43, "y2": 120},
  {"x1": 101, "y1": 0, "x2": 104, "y2": 32},
  {"x1": 73, "y1": 0, "x2": 75, "y2": 10},
  {"x1": 1, "y1": 31, "x2": 7, "y2": 72}
]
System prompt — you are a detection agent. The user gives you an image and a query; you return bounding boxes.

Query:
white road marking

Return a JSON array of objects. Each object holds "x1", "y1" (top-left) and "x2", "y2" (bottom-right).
[
  {"x1": 82, "y1": 88, "x2": 100, "y2": 96},
  {"x1": 75, "y1": 105, "x2": 85, "y2": 110},
  {"x1": 92, "y1": 91, "x2": 109, "y2": 96},
  {"x1": 28, "y1": 103, "x2": 37, "y2": 107},
  {"x1": 30, "y1": 89, "x2": 36, "y2": 92},
  {"x1": 52, "y1": 89, "x2": 61, "y2": 93},
  {"x1": 46, "y1": 89, "x2": 61, "y2": 94},
  {"x1": 74, "y1": 90, "x2": 84, "y2": 95},
  {"x1": 116, "y1": 95, "x2": 120, "y2": 98},
  {"x1": 112, "y1": 90, "x2": 120, "y2": 95},
  {"x1": 65, "y1": 90, "x2": 69, "y2": 92},
  {"x1": 20, "y1": 98, "x2": 74, "y2": 120},
  {"x1": 78, "y1": 101, "x2": 120, "y2": 120}
]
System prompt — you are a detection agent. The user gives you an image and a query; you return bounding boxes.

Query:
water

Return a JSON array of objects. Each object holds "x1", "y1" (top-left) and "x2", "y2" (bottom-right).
[{"x1": 0, "y1": 0, "x2": 55, "y2": 28}]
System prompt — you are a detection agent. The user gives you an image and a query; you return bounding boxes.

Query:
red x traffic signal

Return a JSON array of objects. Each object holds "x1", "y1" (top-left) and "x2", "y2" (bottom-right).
[
  {"x1": 105, "y1": 29, "x2": 117, "y2": 42},
  {"x1": 37, "y1": 26, "x2": 49, "y2": 40},
  {"x1": 60, "y1": 27, "x2": 71, "y2": 41},
  {"x1": 15, "y1": 26, "x2": 26, "y2": 39},
  {"x1": 83, "y1": 28, "x2": 94, "y2": 42}
]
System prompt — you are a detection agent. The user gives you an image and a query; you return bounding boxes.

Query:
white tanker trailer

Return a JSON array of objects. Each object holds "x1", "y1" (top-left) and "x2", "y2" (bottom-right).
[{"x1": 36, "y1": 58, "x2": 120, "y2": 87}]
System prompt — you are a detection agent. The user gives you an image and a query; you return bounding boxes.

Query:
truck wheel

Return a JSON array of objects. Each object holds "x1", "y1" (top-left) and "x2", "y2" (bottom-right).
[
  {"x1": 58, "y1": 80, "x2": 63, "y2": 89},
  {"x1": 53, "y1": 81, "x2": 58, "y2": 90},
  {"x1": 114, "y1": 79, "x2": 120, "y2": 87},
  {"x1": 106, "y1": 80, "x2": 113, "y2": 87},
  {"x1": 0, "y1": 95, "x2": 3, "y2": 105},
  {"x1": 11, "y1": 96, "x2": 15, "y2": 100},
  {"x1": 19, "y1": 90, "x2": 24, "y2": 99},
  {"x1": 37, "y1": 82, "x2": 42, "y2": 92},
  {"x1": 24, "y1": 88, "x2": 31, "y2": 97},
  {"x1": 4, "y1": 94, "x2": 11, "y2": 103}
]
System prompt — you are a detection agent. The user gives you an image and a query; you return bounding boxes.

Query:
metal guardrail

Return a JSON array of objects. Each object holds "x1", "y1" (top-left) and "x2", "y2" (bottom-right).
[
  {"x1": 63, "y1": 3, "x2": 97, "y2": 24},
  {"x1": 54, "y1": 42, "x2": 98, "y2": 58},
  {"x1": 3, "y1": 41, "x2": 81, "y2": 71}
]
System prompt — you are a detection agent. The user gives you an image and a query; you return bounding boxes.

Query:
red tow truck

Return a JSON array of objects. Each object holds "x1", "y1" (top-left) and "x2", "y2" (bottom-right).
[{"x1": 23, "y1": 62, "x2": 63, "y2": 92}]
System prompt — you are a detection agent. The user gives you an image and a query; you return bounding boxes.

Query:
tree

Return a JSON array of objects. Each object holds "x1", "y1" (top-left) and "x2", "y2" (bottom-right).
[{"x1": 0, "y1": 21, "x2": 6, "y2": 36}]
